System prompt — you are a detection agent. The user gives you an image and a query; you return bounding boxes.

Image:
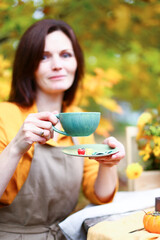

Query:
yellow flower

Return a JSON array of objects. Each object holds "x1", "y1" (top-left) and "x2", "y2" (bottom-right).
[
  {"x1": 139, "y1": 143, "x2": 152, "y2": 161},
  {"x1": 145, "y1": 143, "x2": 152, "y2": 153},
  {"x1": 153, "y1": 146, "x2": 160, "y2": 157},
  {"x1": 153, "y1": 136, "x2": 160, "y2": 145},
  {"x1": 136, "y1": 110, "x2": 160, "y2": 170},
  {"x1": 143, "y1": 153, "x2": 150, "y2": 161},
  {"x1": 126, "y1": 163, "x2": 143, "y2": 179},
  {"x1": 137, "y1": 112, "x2": 152, "y2": 129}
]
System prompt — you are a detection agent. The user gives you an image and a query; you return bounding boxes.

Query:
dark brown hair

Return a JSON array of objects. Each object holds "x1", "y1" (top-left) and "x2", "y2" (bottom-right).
[{"x1": 9, "y1": 19, "x2": 84, "y2": 107}]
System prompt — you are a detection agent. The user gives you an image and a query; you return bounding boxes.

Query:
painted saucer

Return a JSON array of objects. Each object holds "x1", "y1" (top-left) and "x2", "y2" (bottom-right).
[{"x1": 62, "y1": 144, "x2": 119, "y2": 157}]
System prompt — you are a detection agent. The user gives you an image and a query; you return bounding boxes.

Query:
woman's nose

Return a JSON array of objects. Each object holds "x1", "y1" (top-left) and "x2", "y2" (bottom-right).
[{"x1": 51, "y1": 56, "x2": 62, "y2": 71}]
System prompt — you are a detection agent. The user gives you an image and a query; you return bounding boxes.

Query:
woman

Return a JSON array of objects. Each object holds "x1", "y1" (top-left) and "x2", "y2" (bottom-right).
[{"x1": 0, "y1": 19, "x2": 125, "y2": 239}]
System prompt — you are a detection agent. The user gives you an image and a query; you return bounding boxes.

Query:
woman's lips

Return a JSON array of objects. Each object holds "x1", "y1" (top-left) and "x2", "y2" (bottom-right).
[{"x1": 48, "y1": 75, "x2": 66, "y2": 80}]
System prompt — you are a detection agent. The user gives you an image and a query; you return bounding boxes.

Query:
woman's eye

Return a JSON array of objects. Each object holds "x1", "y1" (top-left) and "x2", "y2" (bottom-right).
[
  {"x1": 62, "y1": 52, "x2": 72, "y2": 58},
  {"x1": 41, "y1": 52, "x2": 50, "y2": 60},
  {"x1": 42, "y1": 55, "x2": 48, "y2": 60}
]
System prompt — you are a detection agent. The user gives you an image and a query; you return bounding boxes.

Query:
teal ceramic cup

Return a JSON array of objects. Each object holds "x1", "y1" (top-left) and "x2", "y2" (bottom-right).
[{"x1": 52, "y1": 112, "x2": 101, "y2": 137}]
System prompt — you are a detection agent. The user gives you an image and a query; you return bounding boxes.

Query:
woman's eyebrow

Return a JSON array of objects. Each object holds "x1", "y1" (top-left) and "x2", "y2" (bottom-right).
[
  {"x1": 61, "y1": 48, "x2": 74, "y2": 52},
  {"x1": 43, "y1": 50, "x2": 50, "y2": 54}
]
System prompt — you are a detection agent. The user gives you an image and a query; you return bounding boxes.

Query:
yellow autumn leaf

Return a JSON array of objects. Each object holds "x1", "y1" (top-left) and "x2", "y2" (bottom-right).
[
  {"x1": 104, "y1": 68, "x2": 122, "y2": 85},
  {"x1": 65, "y1": 105, "x2": 83, "y2": 113},
  {"x1": 137, "y1": 112, "x2": 152, "y2": 129},
  {"x1": 83, "y1": 81, "x2": 98, "y2": 93},
  {"x1": 80, "y1": 98, "x2": 90, "y2": 107},
  {"x1": 96, "y1": 117, "x2": 114, "y2": 137},
  {"x1": 2, "y1": 69, "x2": 11, "y2": 79},
  {"x1": 72, "y1": 88, "x2": 90, "y2": 107},
  {"x1": 0, "y1": 55, "x2": 10, "y2": 70},
  {"x1": 95, "y1": 97, "x2": 123, "y2": 114},
  {"x1": 113, "y1": 5, "x2": 130, "y2": 35},
  {"x1": 0, "y1": 80, "x2": 10, "y2": 100},
  {"x1": 154, "y1": 4, "x2": 160, "y2": 13},
  {"x1": 94, "y1": 68, "x2": 122, "y2": 87},
  {"x1": 0, "y1": 2, "x2": 10, "y2": 9},
  {"x1": 94, "y1": 67, "x2": 105, "y2": 77}
]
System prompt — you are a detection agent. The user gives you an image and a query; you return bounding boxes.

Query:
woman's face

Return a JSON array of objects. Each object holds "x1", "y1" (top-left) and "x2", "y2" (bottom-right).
[{"x1": 35, "y1": 30, "x2": 77, "y2": 95}]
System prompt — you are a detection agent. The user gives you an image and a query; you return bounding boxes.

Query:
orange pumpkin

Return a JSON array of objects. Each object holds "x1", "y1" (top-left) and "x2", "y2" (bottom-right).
[{"x1": 143, "y1": 211, "x2": 160, "y2": 234}]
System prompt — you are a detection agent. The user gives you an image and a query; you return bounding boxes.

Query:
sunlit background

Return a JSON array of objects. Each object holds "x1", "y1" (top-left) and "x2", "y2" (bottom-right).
[{"x1": 1, "y1": 0, "x2": 160, "y2": 200}]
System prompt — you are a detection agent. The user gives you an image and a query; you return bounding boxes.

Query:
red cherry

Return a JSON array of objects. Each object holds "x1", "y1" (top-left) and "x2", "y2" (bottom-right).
[{"x1": 77, "y1": 148, "x2": 85, "y2": 155}]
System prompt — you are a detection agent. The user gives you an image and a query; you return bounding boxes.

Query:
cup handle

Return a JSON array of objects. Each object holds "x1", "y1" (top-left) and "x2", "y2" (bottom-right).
[{"x1": 52, "y1": 114, "x2": 70, "y2": 136}]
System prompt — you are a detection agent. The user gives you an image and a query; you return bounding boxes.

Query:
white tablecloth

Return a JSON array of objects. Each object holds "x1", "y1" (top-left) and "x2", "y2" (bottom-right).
[{"x1": 59, "y1": 188, "x2": 160, "y2": 240}]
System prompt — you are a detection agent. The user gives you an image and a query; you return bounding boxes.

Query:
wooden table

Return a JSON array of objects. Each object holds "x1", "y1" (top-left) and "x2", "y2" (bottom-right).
[{"x1": 86, "y1": 208, "x2": 160, "y2": 240}]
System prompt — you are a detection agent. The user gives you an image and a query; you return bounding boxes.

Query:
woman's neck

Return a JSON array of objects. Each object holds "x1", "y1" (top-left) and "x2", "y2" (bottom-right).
[{"x1": 36, "y1": 90, "x2": 64, "y2": 113}]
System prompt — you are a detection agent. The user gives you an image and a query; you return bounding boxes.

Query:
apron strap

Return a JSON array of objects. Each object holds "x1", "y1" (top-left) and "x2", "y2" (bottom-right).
[{"x1": 48, "y1": 224, "x2": 63, "y2": 240}]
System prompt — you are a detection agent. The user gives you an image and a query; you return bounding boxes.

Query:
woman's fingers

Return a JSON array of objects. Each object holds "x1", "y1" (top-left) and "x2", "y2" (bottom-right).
[
  {"x1": 89, "y1": 136, "x2": 125, "y2": 167},
  {"x1": 89, "y1": 154, "x2": 120, "y2": 166},
  {"x1": 22, "y1": 112, "x2": 59, "y2": 144},
  {"x1": 25, "y1": 112, "x2": 58, "y2": 129},
  {"x1": 104, "y1": 137, "x2": 125, "y2": 158}
]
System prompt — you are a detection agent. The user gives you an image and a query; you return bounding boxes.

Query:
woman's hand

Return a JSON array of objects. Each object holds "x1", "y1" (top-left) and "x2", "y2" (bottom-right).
[
  {"x1": 0, "y1": 111, "x2": 59, "y2": 198},
  {"x1": 93, "y1": 137, "x2": 125, "y2": 202},
  {"x1": 90, "y1": 136, "x2": 125, "y2": 167},
  {"x1": 13, "y1": 111, "x2": 59, "y2": 155}
]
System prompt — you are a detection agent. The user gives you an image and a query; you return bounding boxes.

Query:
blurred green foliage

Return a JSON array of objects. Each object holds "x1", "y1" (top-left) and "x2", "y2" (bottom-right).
[{"x1": 1, "y1": 0, "x2": 160, "y2": 111}]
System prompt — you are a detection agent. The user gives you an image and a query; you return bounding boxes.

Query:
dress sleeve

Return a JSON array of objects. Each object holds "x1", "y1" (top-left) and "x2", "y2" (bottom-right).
[
  {"x1": 0, "y1": 102, "x2": 34, "y2": 206},
  {"x1": 0, "y1": 102, "x2": 22, "y2": 152},
  {"x1": 0, "y1": 105, "x2": 10, "y2": 153}
]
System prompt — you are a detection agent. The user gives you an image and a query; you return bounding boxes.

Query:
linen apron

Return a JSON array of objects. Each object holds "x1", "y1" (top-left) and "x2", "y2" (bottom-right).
[{"x1": 0, "y1": 142, "x2": 84, "y2": 240}]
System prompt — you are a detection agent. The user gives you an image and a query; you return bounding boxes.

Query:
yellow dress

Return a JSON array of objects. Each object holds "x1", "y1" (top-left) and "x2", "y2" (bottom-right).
[{"x1": 0, "y1": 101, "x2": 118, "y2": 206}]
